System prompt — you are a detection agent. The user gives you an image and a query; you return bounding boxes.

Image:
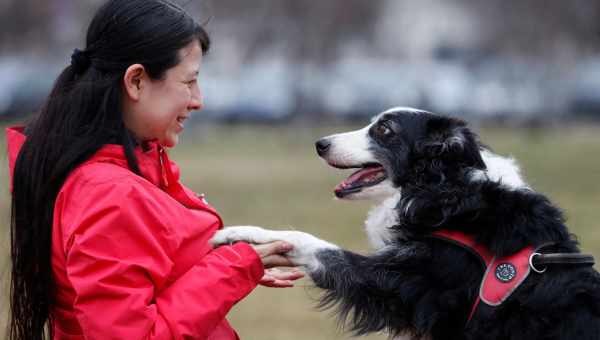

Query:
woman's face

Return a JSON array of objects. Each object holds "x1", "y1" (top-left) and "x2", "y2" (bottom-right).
[{"x1": 124, "y1": 40, "x2": 203, "y2": 147}]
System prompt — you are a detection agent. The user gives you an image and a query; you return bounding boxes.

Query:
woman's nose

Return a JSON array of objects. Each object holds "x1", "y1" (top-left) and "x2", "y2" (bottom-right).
[
  {"x1": 189, "y1": 98, "x2": 203, "y2": 111},
  {"x1": 189, "y1": 87, "x2": 203, "y2": 111}
]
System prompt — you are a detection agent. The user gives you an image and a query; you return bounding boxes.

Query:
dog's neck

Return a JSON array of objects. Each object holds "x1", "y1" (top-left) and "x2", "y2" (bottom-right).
[
  {"x1": 362, "y1": 150, "x2": 545, "y2": 252},
  {"x1": 365, "y1": 192, "x2": 402, "y2": 249}
]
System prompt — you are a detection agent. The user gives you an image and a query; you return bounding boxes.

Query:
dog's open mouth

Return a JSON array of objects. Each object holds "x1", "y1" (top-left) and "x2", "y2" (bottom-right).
[{"x1": 334, "y1": 164, "x2": 387, "y2": 198}]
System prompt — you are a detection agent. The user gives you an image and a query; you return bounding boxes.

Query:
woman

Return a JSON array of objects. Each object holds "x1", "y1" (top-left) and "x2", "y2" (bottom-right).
[{"x1": 7, "y1": 0, "x2": 302, "y2": 339}]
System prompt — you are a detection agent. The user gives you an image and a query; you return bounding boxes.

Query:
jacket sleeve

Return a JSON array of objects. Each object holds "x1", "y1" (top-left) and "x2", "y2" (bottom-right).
[{"x1": 61, "y1": 178, "x2": 264, "y2": 339}]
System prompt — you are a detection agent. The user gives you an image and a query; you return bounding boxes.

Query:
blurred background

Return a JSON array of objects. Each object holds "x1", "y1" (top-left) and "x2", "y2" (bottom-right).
[{"x1": 1, "y1": 1, "x2": 600, "y2": 339}]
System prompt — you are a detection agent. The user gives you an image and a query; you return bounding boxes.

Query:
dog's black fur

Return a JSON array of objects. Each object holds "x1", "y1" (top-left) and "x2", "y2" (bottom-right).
[{"x1": 310, "y1": 111, "x2": 600, "y2": 339}]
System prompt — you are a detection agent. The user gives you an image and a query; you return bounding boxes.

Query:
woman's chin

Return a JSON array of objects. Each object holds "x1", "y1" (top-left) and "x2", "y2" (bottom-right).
[{"x1": 160, "y1": 135, "x2": 179, "y2": 148}]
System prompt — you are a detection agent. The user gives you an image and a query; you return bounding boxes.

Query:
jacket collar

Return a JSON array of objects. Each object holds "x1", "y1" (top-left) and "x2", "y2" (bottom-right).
[
  {"x1": 6, "y1": 126, "x2": 222, "y2": 222},
  {"x1": 85, "y1": 140, "x2": 177, "y2": 189},
  {"x1": 6, "y1": 126, "x2": 179, "y2": 190}
]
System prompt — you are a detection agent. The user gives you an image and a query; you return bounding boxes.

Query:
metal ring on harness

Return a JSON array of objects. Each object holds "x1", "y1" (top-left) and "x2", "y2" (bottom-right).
[{"x1": 529, "y1": 252, "x2": 547, "y2": 273}]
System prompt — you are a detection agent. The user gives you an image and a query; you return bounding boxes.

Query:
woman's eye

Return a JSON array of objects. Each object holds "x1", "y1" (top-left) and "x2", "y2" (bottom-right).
[{"x1": 186, "y1": 79, "x2": 197, "y2": 87}]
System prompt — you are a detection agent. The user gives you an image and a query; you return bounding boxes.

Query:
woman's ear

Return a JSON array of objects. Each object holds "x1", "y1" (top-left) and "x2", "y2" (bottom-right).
[{"x1": 122, "y1": 64, "x2": 146, "y2": 101}]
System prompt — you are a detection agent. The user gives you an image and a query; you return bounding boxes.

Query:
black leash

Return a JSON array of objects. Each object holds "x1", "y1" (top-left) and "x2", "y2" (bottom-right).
[{"x1": 529, "y1": 252, "x2": 595, "y2": 273}]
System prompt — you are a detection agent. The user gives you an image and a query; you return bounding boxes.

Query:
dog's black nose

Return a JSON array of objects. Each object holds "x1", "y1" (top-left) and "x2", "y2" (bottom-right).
[{"x1": 315, "y1": 138, "x2": 331, "y2": 156}]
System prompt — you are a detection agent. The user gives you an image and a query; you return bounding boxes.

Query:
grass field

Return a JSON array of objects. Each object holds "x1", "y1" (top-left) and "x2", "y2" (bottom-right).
[{"x1": 1, "y1": 123, "x2": 599, "y2": 339}]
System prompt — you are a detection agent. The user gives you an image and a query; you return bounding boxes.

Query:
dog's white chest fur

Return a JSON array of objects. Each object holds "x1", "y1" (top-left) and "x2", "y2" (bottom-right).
[{"x1": 365, "y1": 193, "x2": 402, "y2": 249}]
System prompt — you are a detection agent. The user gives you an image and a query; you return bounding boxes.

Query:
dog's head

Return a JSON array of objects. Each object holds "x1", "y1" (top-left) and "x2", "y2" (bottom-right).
[
  {"x1": 316, "y1": 107, "x2": 526, "y2": 228},
  {"x1": 316, "y1": 107, "x2": 485, "y2": 199}
]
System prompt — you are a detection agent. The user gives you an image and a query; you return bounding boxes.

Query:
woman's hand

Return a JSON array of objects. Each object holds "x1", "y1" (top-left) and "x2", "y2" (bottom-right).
[
  {"x1": 250, "y1": 241, "x2": 305, "y2": 287},
  {"x1": 259, "y1": 268, "x2": 305, "y2": 288},
  {"x1": 251, "y1": 241, "x2": 295, "y2": 268}
]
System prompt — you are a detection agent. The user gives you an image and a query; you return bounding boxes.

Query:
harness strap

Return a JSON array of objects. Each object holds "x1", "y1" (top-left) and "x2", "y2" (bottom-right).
[
  {"x1": 429, "y1": 230, "x2": 596, "y2": 326},
  {"x1": 478, "y1": 246, "x2": 534, "y2": 307},
  {"x1": 430, "y1": 231, "x2": 540, "y2": 324},
  {"x1": 429, "y1": 229, "x2": 494, "y2": 267}
]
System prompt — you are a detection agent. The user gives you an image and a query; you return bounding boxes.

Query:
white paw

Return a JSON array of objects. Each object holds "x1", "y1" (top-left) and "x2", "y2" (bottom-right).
[
  {"x1": 210, "y1": 226, "x2": 274, "y2": 246},
  {"x1": 210, "y1": 226, "x2": 340, "y2": 270}
]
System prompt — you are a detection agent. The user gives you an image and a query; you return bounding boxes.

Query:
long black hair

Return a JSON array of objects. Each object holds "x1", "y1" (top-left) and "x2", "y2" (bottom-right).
[{"x1": 9, "y1": 1, "x2": 210, "y2": 339}]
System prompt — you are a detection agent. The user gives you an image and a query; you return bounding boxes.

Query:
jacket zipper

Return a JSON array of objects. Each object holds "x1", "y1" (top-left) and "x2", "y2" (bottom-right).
[{"x1": 158, "y1": 147, "x2": 170, "y2": 188}]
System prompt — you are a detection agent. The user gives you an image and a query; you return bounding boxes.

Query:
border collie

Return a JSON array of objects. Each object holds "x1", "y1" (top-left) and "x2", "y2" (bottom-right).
[{"x1": 212, "y1": 107, "x2": 600, "y2": 340}]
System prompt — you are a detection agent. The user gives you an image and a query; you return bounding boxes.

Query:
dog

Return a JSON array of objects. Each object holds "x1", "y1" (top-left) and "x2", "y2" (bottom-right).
[{"x1": 211, "y1": 107, "x2": 600, "y2": 340}]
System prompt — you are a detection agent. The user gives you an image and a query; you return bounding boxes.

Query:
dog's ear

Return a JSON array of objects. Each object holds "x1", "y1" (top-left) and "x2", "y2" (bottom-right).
[
  {"x1": 415, "y1": 116, "x2": 486, "y2": 170},
  {"x1": 398, "y1": 116, "x2": 487, "y2": 230},
  {"x1": 397, "y1": 183, "x2": 485, "y2": 230}
]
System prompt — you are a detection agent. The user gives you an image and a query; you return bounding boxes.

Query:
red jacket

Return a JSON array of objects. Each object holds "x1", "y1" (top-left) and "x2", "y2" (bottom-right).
[{"x1": 6, "y1": 127, "x2": 264, "y2": 340}]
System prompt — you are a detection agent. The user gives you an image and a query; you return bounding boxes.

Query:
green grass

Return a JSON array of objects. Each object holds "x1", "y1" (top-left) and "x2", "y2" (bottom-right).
[{"x1": 1, "y1": 123, "x2": 599, "y2": 339}]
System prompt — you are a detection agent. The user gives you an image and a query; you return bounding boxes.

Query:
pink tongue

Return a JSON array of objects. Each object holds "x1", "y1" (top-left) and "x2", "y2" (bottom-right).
[{"x1": 335, "y1": 166, "x2": 386, "y2": 192}]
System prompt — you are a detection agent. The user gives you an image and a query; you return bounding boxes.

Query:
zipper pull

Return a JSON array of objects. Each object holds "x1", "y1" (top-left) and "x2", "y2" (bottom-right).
[
  {"x1": 158, "y1": 147, "x2": 169, "y2": 188},
  {"x1": 198, "y1": 193, "x2": 208, "y2": 204}
]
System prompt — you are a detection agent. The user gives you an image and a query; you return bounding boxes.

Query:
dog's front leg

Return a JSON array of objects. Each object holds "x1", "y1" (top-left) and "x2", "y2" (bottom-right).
[
  {"x1": 210, "y1": 226, "x2": 339, "y2": 271},
  {"x1": 307, "y1": 245, "x2": 438, "y2": 338},
  {"x1": 212, "y1": 227, "x2": 434, "y2": 337}
]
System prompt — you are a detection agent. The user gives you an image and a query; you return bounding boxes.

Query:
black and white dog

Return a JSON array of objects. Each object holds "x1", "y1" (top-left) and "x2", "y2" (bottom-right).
[{"x1": 212, "y1": 107, "x2": 600, "y2": 340}]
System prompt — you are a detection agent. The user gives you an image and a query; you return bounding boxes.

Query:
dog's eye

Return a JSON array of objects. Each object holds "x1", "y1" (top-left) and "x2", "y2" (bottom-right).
[{"x1": 375, "y1": 121, "x2": 393, "y2": 137}]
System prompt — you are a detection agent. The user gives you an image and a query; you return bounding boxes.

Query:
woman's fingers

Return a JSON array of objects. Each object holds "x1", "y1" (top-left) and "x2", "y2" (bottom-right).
[
  {"x1": 259, "y1": 268, "x2": 305, "y2": 288},
  {"x1": 252, "y1": 241, "x2": 293, "y2": 258},
  {"x1": 250, "y1": 241, "x2": 305, "y2": 287},
  {"x1": 251, "y1": 241, "x2": 298, "y2": 268},
  {"x1": 266, "y1": 268, "x2": 305, "y2": 280},
  {"x1": 259, "y1": 278, "x2": 294, "y2": 288},
  {"x1": 261, "y1": 254, "x2": 296, "y2": 268}
]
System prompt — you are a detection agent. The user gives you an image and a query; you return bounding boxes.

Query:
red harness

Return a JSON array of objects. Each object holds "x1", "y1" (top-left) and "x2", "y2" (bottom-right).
[{"x1": 431, "y1": 230, "x2": 539, "y2": 323}]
